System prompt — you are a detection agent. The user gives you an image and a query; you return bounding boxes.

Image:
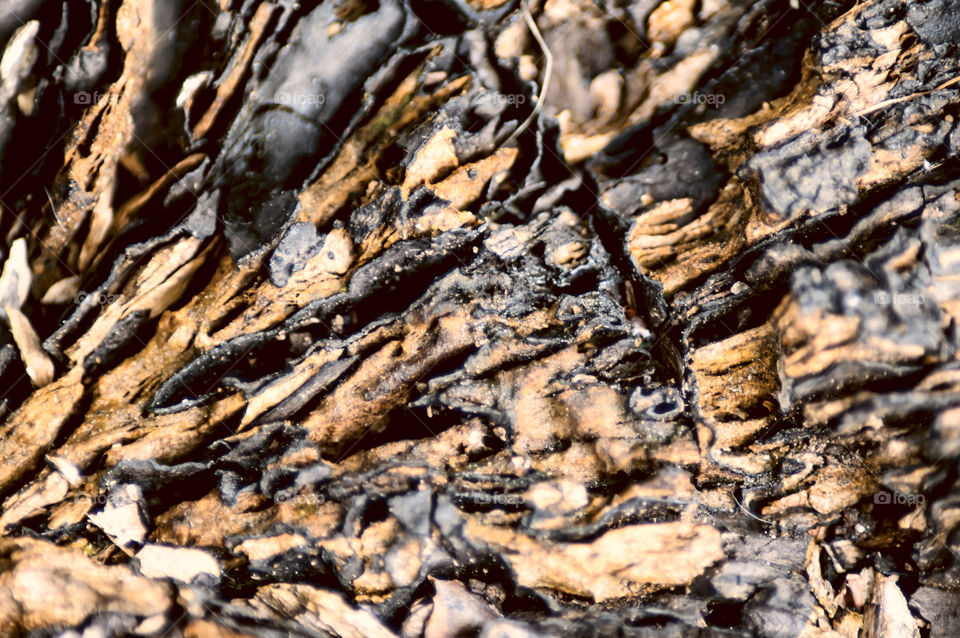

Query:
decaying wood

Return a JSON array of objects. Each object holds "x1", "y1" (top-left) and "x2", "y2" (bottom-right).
[{"x1": 0, "y1": 0, "x2": 958, "y2": 636}]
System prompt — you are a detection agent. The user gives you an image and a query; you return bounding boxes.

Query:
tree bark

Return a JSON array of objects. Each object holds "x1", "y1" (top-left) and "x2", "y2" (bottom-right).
[{"x1": 0, "y1": 0, "x2": 958, "y2": 635}]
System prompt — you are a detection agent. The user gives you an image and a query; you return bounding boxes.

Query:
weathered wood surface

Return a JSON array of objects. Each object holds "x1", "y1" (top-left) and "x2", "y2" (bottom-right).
[{"x1": 0, "y1": 0, "x2": 958, "y2": 635}]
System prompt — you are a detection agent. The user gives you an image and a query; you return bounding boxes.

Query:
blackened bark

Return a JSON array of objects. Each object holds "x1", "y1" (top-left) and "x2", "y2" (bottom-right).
[{"x1": 0, "y1": 0, "x2": 958, "y2": 636}]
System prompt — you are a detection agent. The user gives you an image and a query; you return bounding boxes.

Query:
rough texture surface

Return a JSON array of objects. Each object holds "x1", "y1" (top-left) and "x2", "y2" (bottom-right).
[{"x1": 0, "y1": 0, "x2": 958, "y2": 636}]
